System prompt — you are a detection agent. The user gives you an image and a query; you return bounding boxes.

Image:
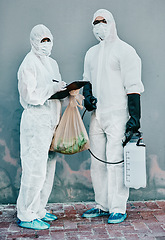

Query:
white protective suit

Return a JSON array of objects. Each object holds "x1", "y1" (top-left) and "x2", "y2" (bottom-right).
[
  {"x1": 83, "y1": 9, "x2": 144, "y2": 214},
  {"x1": 17, "y1": 24, "x2": 64, "y2": 221}
]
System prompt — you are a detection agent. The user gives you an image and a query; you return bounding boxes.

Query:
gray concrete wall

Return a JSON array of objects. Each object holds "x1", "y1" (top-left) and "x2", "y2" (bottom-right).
[{"x1": 0, "y1": 0, "x2": 165, "y2": 204}]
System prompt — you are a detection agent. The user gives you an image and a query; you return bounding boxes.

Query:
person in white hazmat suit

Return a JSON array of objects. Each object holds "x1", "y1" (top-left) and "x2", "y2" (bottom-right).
[
  {"x1": 82, "y1": 9, "x2": 144, "y2": 224},
  {"x1": 16, "y1": 24, "x2": 66, "y2": 230}
]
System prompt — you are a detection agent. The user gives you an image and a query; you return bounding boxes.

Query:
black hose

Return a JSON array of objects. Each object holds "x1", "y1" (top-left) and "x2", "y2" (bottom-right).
[
  {"x1": 82, "y1": 109, "x2": 87, "y2": 120},
  {"x1": 88, "y1": 149, "x2": 124, "y2": 165},
  {"x1": 82, "y1": 108, "x2": 124, "y2": 165}
]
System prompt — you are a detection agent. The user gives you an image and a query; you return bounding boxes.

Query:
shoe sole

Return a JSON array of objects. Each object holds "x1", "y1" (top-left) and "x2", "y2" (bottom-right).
[
  {"x1": 82, "y1": 213, "x2": 109, "y2": 218},
  {"x1": 108, "y1": 215, "x2": 127, "y2": 224},
  {"x1": 42, "y1": 217, "x2": 57, "y2": 221},
  {"x1": 18, "y1": 224, "x2": 50, "y2": 230}
]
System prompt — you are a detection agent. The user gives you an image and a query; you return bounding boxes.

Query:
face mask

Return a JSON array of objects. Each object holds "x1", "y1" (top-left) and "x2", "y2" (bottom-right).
[
  {"x1": 38, "y1": 42, "x2": 53, "y2": 56},
  {"x1": 93, "y1": 23, "x2": 109, "y2": 41}
]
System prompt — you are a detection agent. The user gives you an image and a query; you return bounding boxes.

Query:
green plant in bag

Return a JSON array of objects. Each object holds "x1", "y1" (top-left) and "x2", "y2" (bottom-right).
[{"x1": 56, "y1": 132, "x2": 87, "y2": 154}]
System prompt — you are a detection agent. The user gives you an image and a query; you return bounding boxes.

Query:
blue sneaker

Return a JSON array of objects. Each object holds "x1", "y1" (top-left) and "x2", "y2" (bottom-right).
[
  {"x1": 41, "y1": 212, "x2": 58, "y2": 221},
  {"x1": 17, "y1": 219, "x2": 50, "y2": 230},
  {"x1": 82, "y1": 208, "x2": 109, "y2": 218},
  {"x1": 108, "y1": 212, "x2": 127, "y2": 224}
]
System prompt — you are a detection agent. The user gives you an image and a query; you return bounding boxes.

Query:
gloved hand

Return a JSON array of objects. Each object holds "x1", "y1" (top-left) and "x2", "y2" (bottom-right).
[
  {"x1": 122, "y1": 130, "x2": 134, "y2": 147},
  {"x1": 57, "y1": 80, "x2": 67, "y2": 91},
  {"x1": 49, "y1": 80, "x2": 67, "y2": 100},
  {"x1": 83, "y1": 82, "x2": 97, "y2": 111},
  {"x1": 123, "y1": 93, "x2": 141, "y2": 147},
  {"x1": 84, "y1": 95, "x2": 97, "y2": 111}
]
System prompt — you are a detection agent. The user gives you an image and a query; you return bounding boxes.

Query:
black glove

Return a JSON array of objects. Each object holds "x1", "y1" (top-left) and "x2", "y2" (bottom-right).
[
  {"x1": 122, "y1": 130, "x2": 134, "y2": 147},
  {"x1": 83, "y1": 82, "x2": 97, "y2": 111},
  {"x1": 123, "y1": 93, "x2": 141, "y2": 147}
]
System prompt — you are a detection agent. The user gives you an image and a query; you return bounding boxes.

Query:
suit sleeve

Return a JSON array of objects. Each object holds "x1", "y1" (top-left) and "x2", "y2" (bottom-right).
[
  {"x1": 18, "y1": 62, "x2": 61, "y2": 106},
  {"x1": 120, "y1": 46, "x2": 144, "y2": 94}
]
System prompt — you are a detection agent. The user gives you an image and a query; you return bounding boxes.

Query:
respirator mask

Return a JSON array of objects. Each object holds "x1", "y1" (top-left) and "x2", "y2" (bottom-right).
[
  {"x1": 93, "y1": 23, "x2": 109, "y2": 41},
  {"x1": 38, "y1": 41, "x2": 53, "y2": 56}
]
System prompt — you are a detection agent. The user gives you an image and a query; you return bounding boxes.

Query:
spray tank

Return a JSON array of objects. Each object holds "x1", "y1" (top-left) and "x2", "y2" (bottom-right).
[{"x1": 124, "y1": 132, "x2": 146, "y2": 189}]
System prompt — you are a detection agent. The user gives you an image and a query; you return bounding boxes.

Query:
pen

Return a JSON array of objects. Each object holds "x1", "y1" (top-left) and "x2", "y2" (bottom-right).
[{"x1": 52, "y1": 79, "x2": 59, "y2": 82}]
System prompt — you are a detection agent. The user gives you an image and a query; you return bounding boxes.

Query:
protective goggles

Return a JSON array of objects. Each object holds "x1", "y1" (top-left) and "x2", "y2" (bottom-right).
[{"x1": 93, "y1": 19, "x2": 107, "y2": 25}]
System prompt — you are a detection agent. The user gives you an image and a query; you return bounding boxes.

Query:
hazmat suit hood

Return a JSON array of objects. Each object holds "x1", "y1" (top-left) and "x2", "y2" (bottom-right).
[
  {"x1": 30, "y1": 24, "x2": 53, "y2": 57},
  {"x1": 92, "y1": 9, "x2": 118, "y2": 42}
]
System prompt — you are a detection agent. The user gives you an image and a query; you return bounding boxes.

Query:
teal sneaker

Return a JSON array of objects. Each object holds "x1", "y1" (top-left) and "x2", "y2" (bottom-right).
[
  {"x1": 17, "y1": 219, "x2": 50, "y2": 230},
  {"x1": 108, "y1": 212, "x2": 127, "y2": 224},
  {"x1": 82, "y1": 208, "x2": 109, "y2": 218},
  {"x1": 41, "y1": 212, "x2": 58, "y2": 221}
]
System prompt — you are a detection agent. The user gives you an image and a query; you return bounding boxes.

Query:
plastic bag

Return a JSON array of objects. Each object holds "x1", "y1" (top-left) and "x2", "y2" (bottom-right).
[{"x1": 50, "y1": 89, "x2": 90, "y2": 154}]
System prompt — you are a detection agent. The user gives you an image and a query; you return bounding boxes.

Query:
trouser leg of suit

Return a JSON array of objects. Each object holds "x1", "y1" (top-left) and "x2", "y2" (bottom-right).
[
  {"x1": 17, "y1": 109, "x2": 56, "y2": 221},
  {"x1": 37, "y1": 152, "x2": 56, "y2": 219},
  {"x1": 90, "y1": 113, "x2": 108, "y2": 211},
  {"x1": 89, "y1": 111, "x2": 129, "y2": 214}
]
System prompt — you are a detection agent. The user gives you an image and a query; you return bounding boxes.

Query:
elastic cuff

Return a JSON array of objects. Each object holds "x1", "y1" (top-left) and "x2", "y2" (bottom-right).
[
  {"x1": 52, "y1": 82, "x2": 60, "y2": 93},
  {"x1": 127, "y1": 92, "x2": 141, "y2": 96}
]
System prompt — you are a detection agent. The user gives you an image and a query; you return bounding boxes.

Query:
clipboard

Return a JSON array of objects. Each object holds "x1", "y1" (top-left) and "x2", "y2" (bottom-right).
[{"x1": 49, "y1": 80, "x2": 90, "y2": 99}]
